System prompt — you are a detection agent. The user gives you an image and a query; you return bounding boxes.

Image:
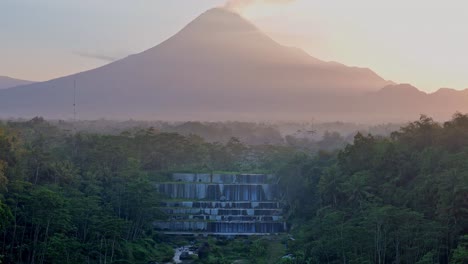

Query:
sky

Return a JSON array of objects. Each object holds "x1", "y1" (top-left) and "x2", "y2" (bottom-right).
[{"x1": 1, "y1": 0, "x2": 467, "y2": 92}]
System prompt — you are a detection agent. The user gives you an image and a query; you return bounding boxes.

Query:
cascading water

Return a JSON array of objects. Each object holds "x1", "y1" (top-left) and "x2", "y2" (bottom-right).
[{"x1": 154, "y1": 173, "x2": 286, "y2": 235}]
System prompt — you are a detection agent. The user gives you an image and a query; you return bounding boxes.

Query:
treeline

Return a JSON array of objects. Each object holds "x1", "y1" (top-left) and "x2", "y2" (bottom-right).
[
  {"x1": 279, "y1": 114, "x2": 468, "y2": 264},
  {"x1": 3, "y1": 118, "x2": 401, "y2": 148},
  {"x1": 1, "y1": 114, "x2": 467, "y2": 263},
  {"x1": 51, "y1": 119, "x2": 352, "y2": 153},
  {"x1": 0, "y1": 117, "x2": 294, "y2": 263}
]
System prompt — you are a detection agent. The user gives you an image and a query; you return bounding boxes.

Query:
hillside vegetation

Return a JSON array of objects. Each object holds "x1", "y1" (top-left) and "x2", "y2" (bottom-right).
[
  {"x1": 281, "y1": 114, "x2": 468, "y2": 264},
  {"x1": 0, "y1": 114, "x2": 466, "y2": 263}
]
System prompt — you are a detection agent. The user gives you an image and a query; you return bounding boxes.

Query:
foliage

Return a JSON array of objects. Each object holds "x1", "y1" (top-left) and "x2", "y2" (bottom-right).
[
  {"x1": 193, "y1": 236, "x2": 288, "y2": 264},
  {"x1": 0, "y1": 114, "x2": 467, "y2": 263},
  {"x1": 281, "y1": 114, "x2": 468, "y2": 264},
  {"x1": 0, "y1": 118, "x2": 297, "y2": 263}
]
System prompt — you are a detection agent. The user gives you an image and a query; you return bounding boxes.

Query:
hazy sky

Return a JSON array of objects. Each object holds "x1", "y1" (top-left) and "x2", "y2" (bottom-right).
[{"x1": 1, "y1": 0, "x2": 467, "y2": 92}]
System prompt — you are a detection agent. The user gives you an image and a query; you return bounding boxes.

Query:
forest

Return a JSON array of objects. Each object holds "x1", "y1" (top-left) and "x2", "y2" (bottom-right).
[{"x1": 0, "y1": 114, "x2": 466, "y2": 263}]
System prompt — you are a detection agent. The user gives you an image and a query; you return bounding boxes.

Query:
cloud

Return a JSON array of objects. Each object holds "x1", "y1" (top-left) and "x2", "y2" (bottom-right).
[
  {"x1": 74, "y1": 51, "x2": 120, "y2": 62},
  {"x1": 225, "y1": 0, "x2": 296, "y2": 12}
]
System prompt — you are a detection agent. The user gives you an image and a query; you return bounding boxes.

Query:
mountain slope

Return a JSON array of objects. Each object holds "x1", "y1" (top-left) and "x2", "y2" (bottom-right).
[
  {"x1": 0, "y1": 8, "x2": 392, "y2": 120},
  {"x1": 0, "y1": 76, "x2": 34, "y2": 90},
  {"x1": 350, "y1": 85, "x2": 468, "y2": 122}
]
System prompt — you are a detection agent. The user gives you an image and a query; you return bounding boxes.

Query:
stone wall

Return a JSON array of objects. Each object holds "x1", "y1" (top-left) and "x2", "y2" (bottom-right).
[{"x1": 154, "y1": 173, "x2": 286, "y2": 235}]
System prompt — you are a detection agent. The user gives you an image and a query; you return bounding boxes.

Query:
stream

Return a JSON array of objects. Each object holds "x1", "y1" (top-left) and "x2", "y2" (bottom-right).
[{"x1": 172, "y1": 245, "x2": 196, "y2": 264}]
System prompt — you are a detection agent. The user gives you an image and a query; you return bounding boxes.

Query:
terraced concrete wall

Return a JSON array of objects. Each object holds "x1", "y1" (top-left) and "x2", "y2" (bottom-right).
[{"x1": 154, "y1": 173, "x2": 286, "y2": 235}]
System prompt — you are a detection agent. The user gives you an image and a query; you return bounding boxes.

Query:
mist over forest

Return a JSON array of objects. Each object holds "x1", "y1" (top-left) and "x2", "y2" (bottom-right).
[
  {"x1": 2, "y1": 118, "x2": 404, "y2": 151},
  {"x1": 0, "y1": 114, "x2": 466, "y2": 263}
]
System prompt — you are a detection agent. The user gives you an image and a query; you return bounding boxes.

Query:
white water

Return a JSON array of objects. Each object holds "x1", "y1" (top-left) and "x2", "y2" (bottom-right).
[{"x1": 173, "y1": 246, "x2": 195, "y2": 264}]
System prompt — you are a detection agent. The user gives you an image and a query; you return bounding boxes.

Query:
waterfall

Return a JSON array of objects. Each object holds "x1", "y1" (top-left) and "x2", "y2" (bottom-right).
[{"x1": 154, "y1": 173, "x2": 286, "y2": 235}]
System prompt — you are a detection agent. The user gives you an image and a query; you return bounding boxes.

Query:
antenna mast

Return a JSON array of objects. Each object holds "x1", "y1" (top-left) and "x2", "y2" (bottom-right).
[{"x1": 73, "y1": 80, "x2": 77, "y2": 122}]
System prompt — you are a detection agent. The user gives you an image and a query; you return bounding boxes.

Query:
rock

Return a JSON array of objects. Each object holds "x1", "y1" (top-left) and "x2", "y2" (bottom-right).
[
  {"x1": 180, "y1": 251, "x2": 191, "y2": 260},
  {"x1": 188, "y1": 245, "x2": 198, "y2": 251}
]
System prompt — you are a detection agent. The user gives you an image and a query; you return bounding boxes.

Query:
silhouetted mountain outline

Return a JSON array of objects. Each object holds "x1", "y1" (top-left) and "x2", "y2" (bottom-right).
[
  {"x1": 0, "y1": 8, "x2": 466, "y2": 122},
  {"x1": 0, "y1": 76, "x2": 34, "y2": 90}
]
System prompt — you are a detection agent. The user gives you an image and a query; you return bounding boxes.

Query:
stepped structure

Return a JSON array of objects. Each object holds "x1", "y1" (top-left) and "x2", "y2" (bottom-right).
[{"x1": 154, "y1": 173, "x2": 286, "y2": 235}]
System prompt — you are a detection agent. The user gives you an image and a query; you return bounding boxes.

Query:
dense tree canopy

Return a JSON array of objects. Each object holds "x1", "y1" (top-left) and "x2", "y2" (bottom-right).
[
  {"x1": 281, "y1": 114, "x2": 468, "y2": 264},
  {"x1": 0, "y1": 114, "x2": 466, "y2": 263},
  {"x1": 0, "y1": 117, "x2": 297, "y2": 263}
]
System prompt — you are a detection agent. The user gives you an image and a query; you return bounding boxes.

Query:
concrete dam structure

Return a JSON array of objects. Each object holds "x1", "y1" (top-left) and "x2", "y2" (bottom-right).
[{"x1": 154, "y1": 173, "x2": 286, "y2": 235}]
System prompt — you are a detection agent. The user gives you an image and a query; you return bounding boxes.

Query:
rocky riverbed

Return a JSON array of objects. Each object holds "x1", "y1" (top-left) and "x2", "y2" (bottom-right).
[{"x1": 172, "y1": 245, "x2": 197, "y2": 263}]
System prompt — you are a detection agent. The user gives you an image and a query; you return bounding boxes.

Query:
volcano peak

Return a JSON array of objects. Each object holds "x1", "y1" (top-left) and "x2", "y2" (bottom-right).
[{"x1": 181, "y1": 7, "x2": 259, "y2": 35}]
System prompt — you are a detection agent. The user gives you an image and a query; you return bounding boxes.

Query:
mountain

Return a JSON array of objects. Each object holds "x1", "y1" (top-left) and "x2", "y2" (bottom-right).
[
  {"x1": 348, "y1": 84, "x2": 468, "y2": 122},
  {"x1": 0, "y1": 8, "x2": 466, "y2": 122},
  {"x1": 0, "y1": 8, "x2": 392, "y2": 120},
  {"x1": 0, "y1": 76, "x2": 34, "y2": 90}
]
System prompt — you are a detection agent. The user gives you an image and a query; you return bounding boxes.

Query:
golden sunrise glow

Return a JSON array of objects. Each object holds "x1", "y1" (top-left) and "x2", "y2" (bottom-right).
[
  {"x1": 241, "y1": 3, "x2": 284, "y2": 18},
  {"x1": 1, "y1": 0, "x2": 467, "y2": 92},
  {"x1": 239, "y1": 0, "x2": 468, "y2": 92}
]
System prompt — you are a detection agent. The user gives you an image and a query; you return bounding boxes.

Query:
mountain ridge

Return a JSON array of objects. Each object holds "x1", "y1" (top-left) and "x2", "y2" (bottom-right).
[
  {"x1": 0, "y1": 76, "x2": 35, "y2": 90},
  {"x1": 0, "y1": 7, "x2": 466, "y2": 122}
]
